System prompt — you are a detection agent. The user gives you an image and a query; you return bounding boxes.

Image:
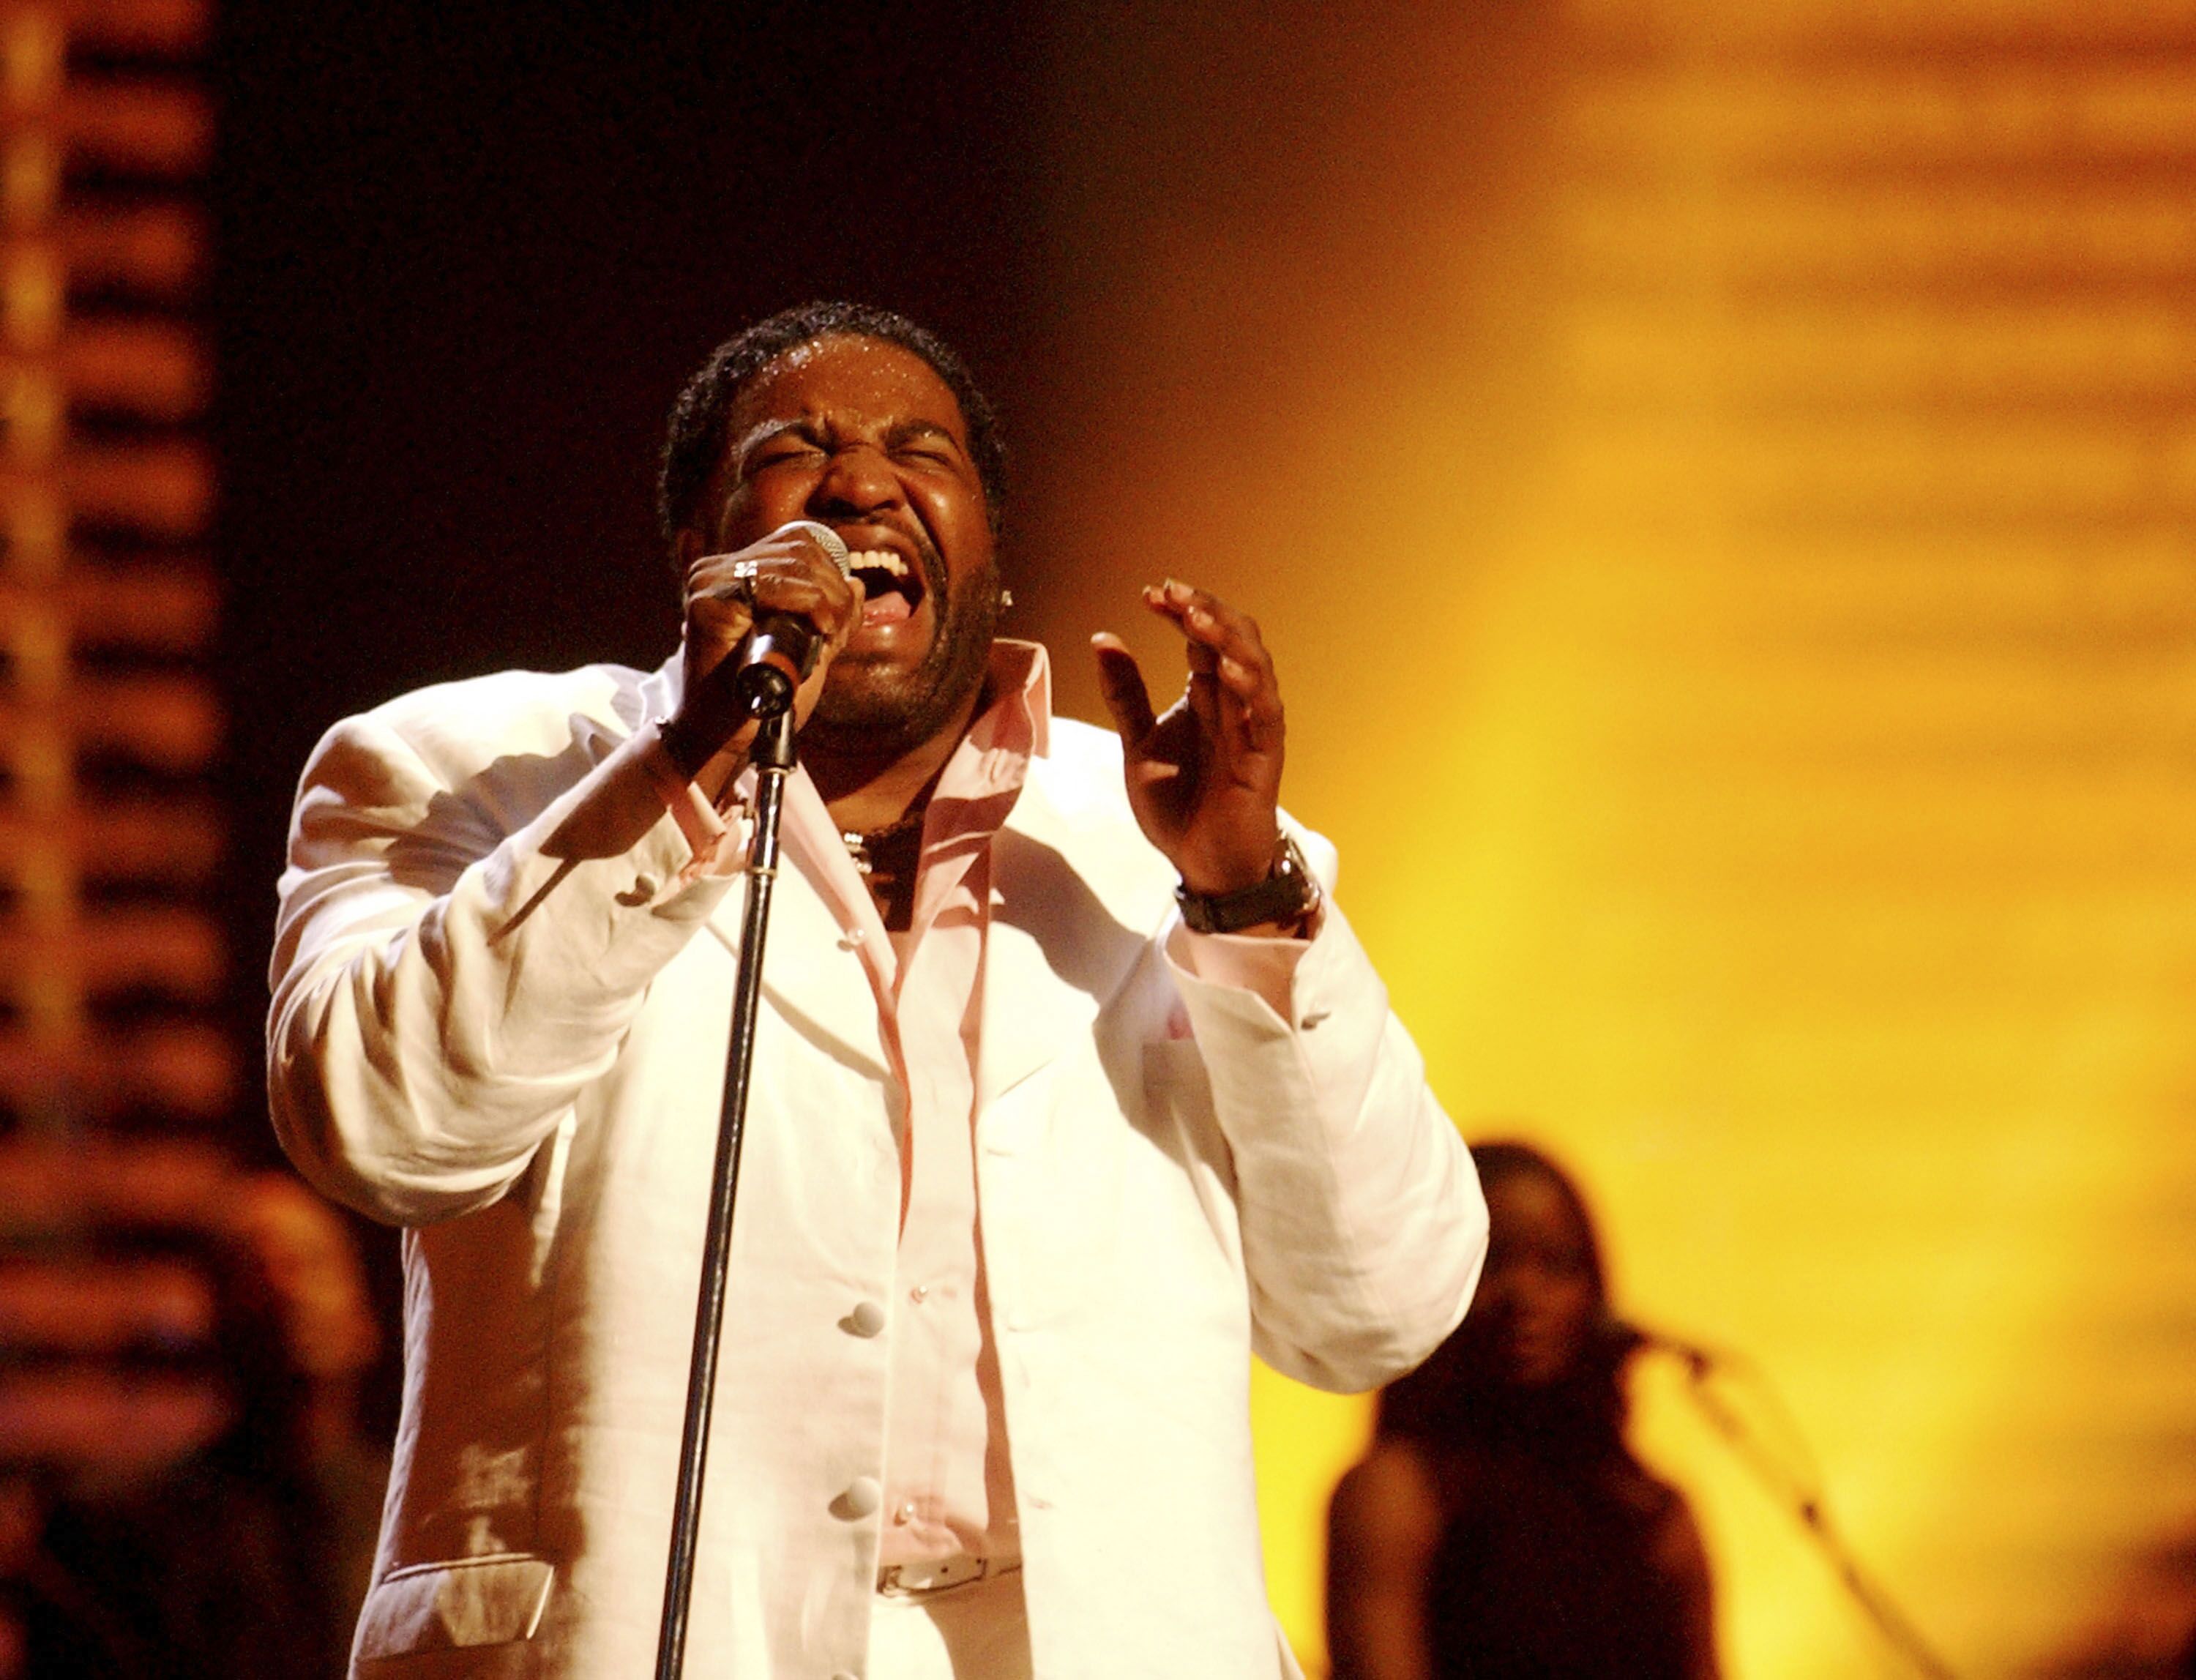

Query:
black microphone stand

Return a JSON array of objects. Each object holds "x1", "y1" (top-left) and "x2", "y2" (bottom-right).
[
  {"x1": 1666, "y1": 1346, "x2": 1957, "y2": 1679},
  {"x1": 651, "y1": 698, "x2": 799, "y2": 1680}
]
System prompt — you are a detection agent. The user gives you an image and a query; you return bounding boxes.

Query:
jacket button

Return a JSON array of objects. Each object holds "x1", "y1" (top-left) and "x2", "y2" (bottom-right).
[
  {"x1": 840, "y1": 1476, "x2": 882, "y2": 1519},
  {"x1": 845, "y1": 1300, "x2": 887, "y2": 1337}
]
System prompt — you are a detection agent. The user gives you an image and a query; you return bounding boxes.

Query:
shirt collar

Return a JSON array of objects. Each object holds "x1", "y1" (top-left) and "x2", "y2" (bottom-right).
[{"x1": 966, "y1": 638, "x2": 1050, "y2": 762}]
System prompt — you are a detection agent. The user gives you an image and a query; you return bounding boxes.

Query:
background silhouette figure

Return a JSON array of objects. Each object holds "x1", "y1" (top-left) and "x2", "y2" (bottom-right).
[{"x1": 1327, "y1": 1140, "x2": 1717, "y2": 1680}]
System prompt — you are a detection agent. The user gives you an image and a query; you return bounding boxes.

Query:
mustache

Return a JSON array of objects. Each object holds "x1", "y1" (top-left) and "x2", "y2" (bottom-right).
[{"x1": 904, "y1": 524, "x2": 947, "y2": 605}]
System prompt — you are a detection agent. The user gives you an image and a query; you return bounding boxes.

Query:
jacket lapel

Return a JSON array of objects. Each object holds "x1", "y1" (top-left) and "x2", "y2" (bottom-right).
[
  {"x1": 701, "y1": 841, "x2": 894, "y2": 1083},
  {"x1": 682, "y1": 723, "x2": 1171, "y2": 1102},
  {"x1": 634, "y1": 655, "x2": 892, "y2": 1080}
]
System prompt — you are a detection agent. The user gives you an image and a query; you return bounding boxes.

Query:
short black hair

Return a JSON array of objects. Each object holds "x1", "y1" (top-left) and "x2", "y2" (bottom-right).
[{"x1": 657, "y1": 301, "x2": 1006, "y2": 547}]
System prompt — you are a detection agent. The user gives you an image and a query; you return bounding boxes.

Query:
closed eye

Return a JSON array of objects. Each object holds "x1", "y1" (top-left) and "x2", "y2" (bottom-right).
[
  {"x1": 752, "y1": 439, "x2": 824, "y2": 468},
  {"x1": 738, "y1": 420, "x2": 827, "y2": 475},
  {"x1": 886, "y1": 421, "x2": 963, "y2": 468}
]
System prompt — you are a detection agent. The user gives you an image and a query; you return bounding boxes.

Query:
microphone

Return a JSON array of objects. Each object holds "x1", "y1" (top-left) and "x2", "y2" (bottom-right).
[
  {"x1": 731, "y1": 520, "x2": 851, "y2": 717},
  {"x1": 1607, "y1": 1319, "x2": 1717, "y2": 1378}
]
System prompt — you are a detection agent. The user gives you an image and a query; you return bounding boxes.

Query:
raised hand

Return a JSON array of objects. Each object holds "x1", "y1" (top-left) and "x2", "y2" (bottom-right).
[{"x1": 1093, "y1": 578, "x2": 1285, "y2": 898}]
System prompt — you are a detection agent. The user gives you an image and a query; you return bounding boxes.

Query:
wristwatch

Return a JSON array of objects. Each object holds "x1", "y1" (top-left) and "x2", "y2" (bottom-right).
[{"x1": 1174, "y1": 833, "x2": 1319, "y2": 935}]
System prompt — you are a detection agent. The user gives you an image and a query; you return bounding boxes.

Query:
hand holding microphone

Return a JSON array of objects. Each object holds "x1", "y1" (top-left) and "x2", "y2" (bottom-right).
[
  {"x1": 713, "y1": 520, "x2": 854, "y2": 716},
  {"x1": 668, "y1": 520, "x2": 859, "y2": 785}
]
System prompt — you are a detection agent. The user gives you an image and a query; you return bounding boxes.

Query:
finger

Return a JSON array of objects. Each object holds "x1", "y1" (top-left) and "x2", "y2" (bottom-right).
[
  {"x1": 752, "y1": 572, "x2": 856, "y2": 628},
  {"x1": 1210, "y1": 626, "x2": 1281, "y2": 761},
  {"x1": 1149, "y1": 578, "x2": 1269, "y2": 684},
  {"x1": 1185, "y1": 656, "x2": 1223, "y2": 744},
  {"x1": 1162, "y1": 584, "x2": 1285, "y2": 772},
  {"x1": 824, "y1": 572, "x2": 867, "y2": 654},
  {"x1": 684, "y1": 550, "x2": 753, "y2": 600},
  {"x1": 1140, "y1": 578, "x2": 1189, "y2": 625},
  {"x1": 1141, "y1": 581, "x2": 1285, "y2": 773},
  {"x1": 1091, "y1": 632, "x2": 1159, "y2": 745},
  {"x1": 682, "y1": 570, "x2": 755, "y2": 657},
  {"x1": 1172, "y1": 601, "x2": 1226, "y2": 740},
  {"x1": 691, "y1": 539, "x2": 840, "y2": 596},
  {"x1": 1216, "y1": 654, "x2": 1285, "y2": 766},
  {"x1": 1170, "y1": 583, "x2": 1273, "y2": 682},
  {"x1": 1143, "y1": 577, "x2": 1239, "y2": 635},
  {"x1": 690, "y1": 546, "x2": 861, "y2": 637}
]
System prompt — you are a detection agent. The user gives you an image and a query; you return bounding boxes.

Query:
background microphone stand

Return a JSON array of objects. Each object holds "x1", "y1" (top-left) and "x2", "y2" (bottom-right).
[
  {"x1": 1648, "y1": 1335, "x2": 1959, "y2": 1679},
  {"x1": 651, "y1": 698, "x2": 799, "y2": 1680}
]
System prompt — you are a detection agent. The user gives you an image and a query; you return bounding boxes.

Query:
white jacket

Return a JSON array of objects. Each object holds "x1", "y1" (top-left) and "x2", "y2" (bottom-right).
[{"x1": 268, "y1": 656, "x2": 1484, "y2": 1680}]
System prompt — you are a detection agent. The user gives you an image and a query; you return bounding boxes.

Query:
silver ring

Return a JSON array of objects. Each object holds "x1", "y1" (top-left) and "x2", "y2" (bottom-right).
[{"x1": 706, "y1": 557, "x2": 761, "y2": 605}]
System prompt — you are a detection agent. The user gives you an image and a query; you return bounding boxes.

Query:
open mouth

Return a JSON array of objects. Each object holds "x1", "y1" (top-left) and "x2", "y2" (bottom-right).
[{"x1": 844, "y1": 546, "x2": 925, "y2": 627}]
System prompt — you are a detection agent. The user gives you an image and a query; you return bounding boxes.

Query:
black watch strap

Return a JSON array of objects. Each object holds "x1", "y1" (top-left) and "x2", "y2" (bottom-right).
[
  {"x1": 657, "y1": 711, "x2": 712, "y2": 780},
  {"x1": 1175, "y1": 834, "x2": 1318, "y2": 935}
]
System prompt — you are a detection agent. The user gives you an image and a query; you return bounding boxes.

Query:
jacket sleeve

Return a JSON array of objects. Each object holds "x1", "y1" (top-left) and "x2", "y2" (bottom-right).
[
  {"x1": 266, "y1": 698, "x2": 733, "y2": 1226},
  {"x1": 1166, "y1": 846, "x2": 1484, "y2": 1395}
]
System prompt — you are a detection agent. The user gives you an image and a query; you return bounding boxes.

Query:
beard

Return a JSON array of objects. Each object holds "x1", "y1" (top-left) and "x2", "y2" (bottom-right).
[{"x1": 804, "y1": 533, "x2": 1002, "y2": 761}]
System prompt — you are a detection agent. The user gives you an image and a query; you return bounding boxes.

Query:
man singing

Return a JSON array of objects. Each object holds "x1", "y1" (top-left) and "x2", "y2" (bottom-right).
[{"x1": 268, "y1": 302, "x2": 1484, "y2": 1680}]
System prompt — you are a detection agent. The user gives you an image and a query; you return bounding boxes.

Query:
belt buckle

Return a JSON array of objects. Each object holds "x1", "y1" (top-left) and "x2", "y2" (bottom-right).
[{"x1": 875, "y1": 1554, "x2": 1012, "y2": 1597}]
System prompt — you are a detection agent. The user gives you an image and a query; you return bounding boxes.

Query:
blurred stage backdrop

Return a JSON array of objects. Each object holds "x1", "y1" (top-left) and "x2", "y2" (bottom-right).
[{"x1": 2, "y1": 0, "x2": 2192, "y2": 1673}]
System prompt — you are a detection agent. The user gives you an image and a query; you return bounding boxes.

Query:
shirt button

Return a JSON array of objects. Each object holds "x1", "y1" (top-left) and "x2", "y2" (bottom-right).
[
  {"x1": 837, "y1": 926, "x2": 866, "y2": 949},
  {"x1": 840, "y1": 1476, "x2": 881, "y2": 1519},
  {"x1": 895, "y1": 1500, "x2": 916, "y2": 1525},
  {"x1": 908, "y1": 1283, "x2": 930, "y2": 1304},
  {"x1": 846, "y1": 1300, "x2": 887, "y2": 1337}
]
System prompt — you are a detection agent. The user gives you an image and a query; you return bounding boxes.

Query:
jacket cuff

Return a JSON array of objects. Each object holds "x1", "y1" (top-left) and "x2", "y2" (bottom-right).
[
  {"x1": 640, "y1": 723, "x2": 756, "y2": 887},
  {"x1": 1162, "y1": 908, "x2": 1326, "y2": 1022}
]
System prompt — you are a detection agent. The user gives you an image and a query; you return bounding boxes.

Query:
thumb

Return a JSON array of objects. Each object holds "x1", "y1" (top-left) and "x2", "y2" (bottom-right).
[{"x1": 1091, "y1": 632, "x2": 1157, "y2": 747}]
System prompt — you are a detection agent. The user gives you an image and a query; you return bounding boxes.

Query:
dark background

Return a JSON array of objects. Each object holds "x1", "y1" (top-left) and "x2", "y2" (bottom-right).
[
  {"x1": 211, "y1": 1, "x2": 1047, "y2": 1421},
  {"x1": 212, "y1": 0, "x2": 1045, "y2": 1118}
]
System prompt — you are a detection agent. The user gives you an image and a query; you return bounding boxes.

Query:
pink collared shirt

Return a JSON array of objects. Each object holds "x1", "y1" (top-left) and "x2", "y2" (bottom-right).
[
  {"x1": 776, "y1": 642, "x2": 1045, "y2": 1567},
  {"x1": 648, "y1": 639, "x2": 1312, "y2": 1565}
]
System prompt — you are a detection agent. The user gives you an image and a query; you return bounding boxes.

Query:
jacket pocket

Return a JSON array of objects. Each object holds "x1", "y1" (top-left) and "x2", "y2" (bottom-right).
[{"x1": 355, "y1": 1553, "x2": 555, "y2": 1658}]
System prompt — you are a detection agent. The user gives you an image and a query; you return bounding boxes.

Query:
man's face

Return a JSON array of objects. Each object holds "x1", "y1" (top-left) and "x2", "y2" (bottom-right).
[{"x1": 693, "y1": 333, "x2": 1000, "y2": 755}]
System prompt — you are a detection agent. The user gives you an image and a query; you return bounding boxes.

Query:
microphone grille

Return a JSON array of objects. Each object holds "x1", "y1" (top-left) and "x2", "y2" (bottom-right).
[{"x1": 780, "y1": 519, "x2": 851, "y2": 577}]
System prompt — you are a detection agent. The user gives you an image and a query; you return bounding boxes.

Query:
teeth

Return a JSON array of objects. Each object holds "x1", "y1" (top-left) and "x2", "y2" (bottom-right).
[{"x1": 845, "y1": 549, "x2": 905, "y2": 576}]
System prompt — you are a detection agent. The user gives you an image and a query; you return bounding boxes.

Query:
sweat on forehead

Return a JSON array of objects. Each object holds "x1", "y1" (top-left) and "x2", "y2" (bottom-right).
[
  {"x1": 657, "y1": 301, "x2": 1006, "y2": 545},
  {"x1": 728, "y1": 342, "x2": 963, "y2": 442}
]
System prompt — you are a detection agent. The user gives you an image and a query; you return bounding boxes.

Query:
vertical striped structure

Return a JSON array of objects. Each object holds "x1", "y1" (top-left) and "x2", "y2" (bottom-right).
[{"x1": 0, "y1": 0, "x2": 225, "y2": 1140}]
